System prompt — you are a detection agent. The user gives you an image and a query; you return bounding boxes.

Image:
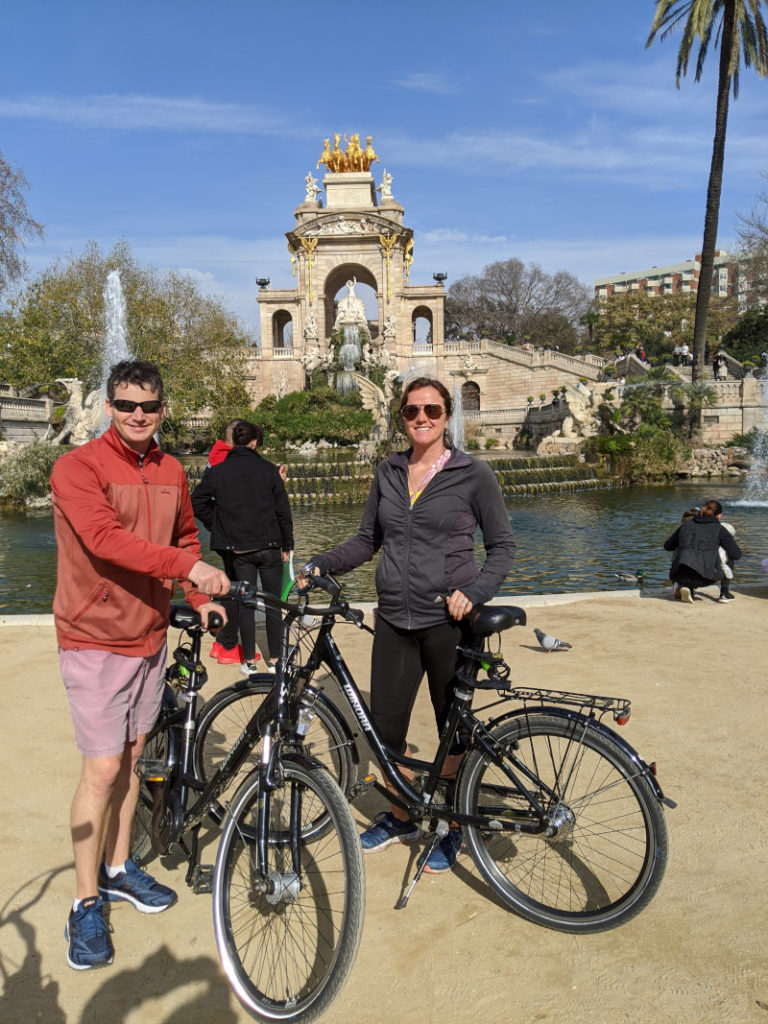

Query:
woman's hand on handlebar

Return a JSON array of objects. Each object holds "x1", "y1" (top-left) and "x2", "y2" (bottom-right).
[{"x1": 296, "y1": 561, "x2": 321, "y2": 591}]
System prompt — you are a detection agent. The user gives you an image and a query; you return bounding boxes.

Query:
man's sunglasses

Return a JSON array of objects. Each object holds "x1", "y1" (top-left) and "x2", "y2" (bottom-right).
[
  {"x1": 109, "y1": 399, "x2": 163, "y2": 414},
  {"x1": 400, "y1": 403, "x2": 445, "y2": 422}
]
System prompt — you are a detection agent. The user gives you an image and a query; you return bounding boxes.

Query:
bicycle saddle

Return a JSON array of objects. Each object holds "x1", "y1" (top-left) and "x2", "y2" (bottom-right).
[
  {"x1": 170, "y1": 603, "x2": 200, "y2": 629},
  {"x1": 469, "y1": 604, "x2": 526, "y2": 637}
]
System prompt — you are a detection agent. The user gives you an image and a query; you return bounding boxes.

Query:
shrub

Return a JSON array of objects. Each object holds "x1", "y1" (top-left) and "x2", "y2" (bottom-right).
[
  {"x1": 0, "y1": 442, "x2": 64, "y2": 503},
  {"x1": 484, "y1": 437, "x2": 500, "y2": 449}
]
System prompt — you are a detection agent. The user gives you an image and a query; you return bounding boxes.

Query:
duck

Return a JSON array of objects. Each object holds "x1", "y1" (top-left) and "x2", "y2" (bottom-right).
[{"x1": 614, "y1": 569, "x2": 645, "y2": 584}]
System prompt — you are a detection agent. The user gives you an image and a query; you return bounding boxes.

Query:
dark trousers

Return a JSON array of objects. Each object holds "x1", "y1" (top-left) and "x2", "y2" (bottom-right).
[
  {"x1": 231, "y1": 549, "x2": 283, "y2": 661},
  {"x1": 369, "y1": 615, "x2": 469, "y2": 754},
  {"x1": 214, "y1": 550, "x2": 239, "y2": 649}
]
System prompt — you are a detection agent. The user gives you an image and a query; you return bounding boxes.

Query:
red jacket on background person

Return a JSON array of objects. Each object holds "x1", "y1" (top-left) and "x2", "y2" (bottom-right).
[
  {"x1": 207, "y1": 439, "x2": 232, "y2": 467},
  {"x1": 51, "y1": 424, "x2": 208, "y2": 657}
]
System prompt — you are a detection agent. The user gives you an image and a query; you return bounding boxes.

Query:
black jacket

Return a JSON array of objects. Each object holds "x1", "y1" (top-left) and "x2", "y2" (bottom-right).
[
  {"x1": 313, "y1": 447, "x2": 515, "y2": 630},
  {"x1": 663, "y1": 516, "x2": 740, "y2": 582},
  {"x1": 191, "y1": 447, "x2": 293, "y2": 553}
]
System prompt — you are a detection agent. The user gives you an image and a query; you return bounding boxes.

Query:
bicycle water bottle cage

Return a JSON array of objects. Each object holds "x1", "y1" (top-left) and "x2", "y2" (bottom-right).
[{"x1": 469, "y1": 605, "x2": 526, "y2": 637}]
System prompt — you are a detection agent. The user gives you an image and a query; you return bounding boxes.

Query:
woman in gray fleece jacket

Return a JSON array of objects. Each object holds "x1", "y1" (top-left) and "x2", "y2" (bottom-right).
[{"x1": 311, "y1": 377, "x2": 515, "y2": 873}]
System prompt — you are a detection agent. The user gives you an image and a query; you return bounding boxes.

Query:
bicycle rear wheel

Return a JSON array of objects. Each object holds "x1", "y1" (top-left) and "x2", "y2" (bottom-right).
[
  {"x1": 193, "y1": 678, "x2": 356, "y2": 823},
  {"x1": 213, "y1": 758, "x2": 365, "y2": 1023},
  {"x1": 458, "y1": 713, "x2": 668, "y2": 933}
]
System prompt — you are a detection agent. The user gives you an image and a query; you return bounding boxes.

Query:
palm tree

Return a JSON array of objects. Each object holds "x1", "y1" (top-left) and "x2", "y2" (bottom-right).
[
  {"x1": 672, "y1": 379, "x2": 719, "y2": 438},
  {"x1": 647, "y1": 1, "x2": 768, "y2": 387}
]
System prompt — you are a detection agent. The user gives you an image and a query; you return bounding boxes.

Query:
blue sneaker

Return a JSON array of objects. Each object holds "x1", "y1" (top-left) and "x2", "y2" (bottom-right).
[
  {"x1": 65, "y1": 896, "x2": 113, "y2": 970},
  {"x1": 360, "y1": 812, "x2": 420, "y2": 853},
  {"x1": 417, "y1": 828, "x2": 464, "y2": 874},
  {"x1": 98, "y1": 859, "x2": 177, "y2": 913}
]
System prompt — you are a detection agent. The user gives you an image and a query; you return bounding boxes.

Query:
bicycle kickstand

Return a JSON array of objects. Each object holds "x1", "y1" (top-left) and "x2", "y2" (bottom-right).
[{"x1": 395, "y1": 832, "x2": 443, "y2": 910}]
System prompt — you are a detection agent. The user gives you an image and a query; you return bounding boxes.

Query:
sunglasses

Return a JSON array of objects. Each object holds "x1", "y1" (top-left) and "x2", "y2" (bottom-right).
[
  {"x1": 110, "y1": 399, "x2": 163, "y2": 414},
  {"x1": 401, "y1": 403, "x2": 445, "y2": 422}
]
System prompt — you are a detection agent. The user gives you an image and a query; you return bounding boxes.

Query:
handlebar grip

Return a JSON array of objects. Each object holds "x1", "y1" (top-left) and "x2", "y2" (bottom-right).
[{"x1": 208, "y1": 611, "x2": 224, "y2": 631}]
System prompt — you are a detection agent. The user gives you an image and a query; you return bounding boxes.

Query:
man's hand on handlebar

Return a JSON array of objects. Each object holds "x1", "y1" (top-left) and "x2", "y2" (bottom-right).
[
  {"x1": 197, "y1": 602, "x2": 228, "y2": 630},
  {"x1": 189, "y1": 560, "x2": 231, "y2": 597},
  {"x1": 296, "y1": 561, "x2": 321, "y2": 591}
]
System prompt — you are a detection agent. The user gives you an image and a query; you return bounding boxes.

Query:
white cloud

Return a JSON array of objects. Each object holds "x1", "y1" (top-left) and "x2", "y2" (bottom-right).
[
  {"x1": 0, "y1": 93, "x2": 305, "y2": 136},
  {"x1": 392, "y1": 73, "x2": 458, "y2": 95}
]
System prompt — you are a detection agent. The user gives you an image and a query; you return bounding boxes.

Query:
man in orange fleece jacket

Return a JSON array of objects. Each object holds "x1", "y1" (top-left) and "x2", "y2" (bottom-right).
[{"x1": 51, "y1": 359, "x2": 230, "y2": 970}]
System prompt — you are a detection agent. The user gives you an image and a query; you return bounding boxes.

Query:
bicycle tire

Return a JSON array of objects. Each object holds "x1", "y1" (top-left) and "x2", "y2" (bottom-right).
[
  {"x1": 213, "y1": 758, "x2": 365, "y2": 1023},
  {"x1": 457, "y1": 712, "x2": 668, "y2": 933},
  {"x1": 193, "y1": 677, "x2": 356, "y2": 823},
  {"x1": 130, "y1": 685, "x2": 177, "y2": 866}
]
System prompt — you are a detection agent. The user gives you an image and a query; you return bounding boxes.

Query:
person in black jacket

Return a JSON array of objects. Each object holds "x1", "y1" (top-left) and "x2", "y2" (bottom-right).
[
  {"x1": 664, "y1": 498, "x2": 741, "y2": 603},
  {"x1": 308, "y1": 377, "x2": 515, "y2": 874},
  {"x1": 191, "y1": 420, "x2": 293, "y2": 673}
]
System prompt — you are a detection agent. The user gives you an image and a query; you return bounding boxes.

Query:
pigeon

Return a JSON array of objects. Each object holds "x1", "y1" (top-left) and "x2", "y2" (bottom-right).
[
  {"x1": 615, "y1": 570, "x2": 644, "y2": 584},
  {"x1": 534, "y1": 628, "x2": 572, "y2": 652}
]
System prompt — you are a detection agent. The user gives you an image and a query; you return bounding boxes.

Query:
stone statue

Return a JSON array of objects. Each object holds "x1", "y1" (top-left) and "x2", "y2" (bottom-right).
[
  {"x1": 382, "y1": 312, "x2": 397, "y2": 341},
  {"x1": 349, "y1": 371, "x2": 389, "y2": 442},
  {"x1": 50, "y1": 378, "x2": 105, "y2": 446},
  {"x1": 377, "y1": 169, "x2": 393, "y2": 200},
  {"x1": 304, "y1": 171, "x2": 321, "y2": 204},
  {"x1": 277, "y1": 372, "x2": 288, "y2": 399},
  {"x1": 303, "y1": 311, "x2": 319, "y2": 342},
  {"x1": 334, "y1": 277, "x2": 368, "y2": 329}
]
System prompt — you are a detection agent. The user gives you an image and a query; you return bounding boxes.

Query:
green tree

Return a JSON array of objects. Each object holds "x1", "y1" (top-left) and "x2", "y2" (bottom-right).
[
  {"x1": 0, "y1": 150, "x2": 43, "y2": 297},
  {"x1": 254, "y1": 386, "x2": 373, "y2": 447},
  {"x1": 0, "y1": 241, "x2": 252, "y2": 416},
  {"x1": 722, "y1": 304, "x2": 768, "y2": 365},
  {"x1": 647, "y1": 0, "x2": 768, "y2": 384},
  {"x1": 672, "y1": 379, "x2": 719, "y2": 437}
]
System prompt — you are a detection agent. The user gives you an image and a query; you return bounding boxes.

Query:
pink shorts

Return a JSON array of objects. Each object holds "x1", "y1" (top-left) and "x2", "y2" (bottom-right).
[{"x1": 59, "y1": 645, "x2": 167, "y2": 758}]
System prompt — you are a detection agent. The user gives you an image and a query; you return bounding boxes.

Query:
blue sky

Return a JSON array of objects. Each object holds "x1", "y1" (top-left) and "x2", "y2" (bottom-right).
[{"x1": 2, "y1": 0, "x2": 766, "y2": 337}]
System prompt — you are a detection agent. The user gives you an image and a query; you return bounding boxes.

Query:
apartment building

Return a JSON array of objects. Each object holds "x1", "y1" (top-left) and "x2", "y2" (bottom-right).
[{"x1": 594, "y1": 250, "x2": 748, "y2": 304}]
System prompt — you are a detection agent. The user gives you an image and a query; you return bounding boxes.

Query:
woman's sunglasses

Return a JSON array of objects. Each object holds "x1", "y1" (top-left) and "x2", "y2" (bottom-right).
[
  {"x1": 110, "y1": 399, "x2": 163, "y2": 414},
  {"x1": 400, "y1": 403, "x2": 445, "y2": 422}
]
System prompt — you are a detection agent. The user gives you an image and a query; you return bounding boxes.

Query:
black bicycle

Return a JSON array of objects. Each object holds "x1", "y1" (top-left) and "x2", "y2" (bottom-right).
[
  {"x1": 212, "y1": 573, "x2": 671, "y2": 1021},
  {"x1": 130, "y1": 603, "x2": 359, "y2": 892}
]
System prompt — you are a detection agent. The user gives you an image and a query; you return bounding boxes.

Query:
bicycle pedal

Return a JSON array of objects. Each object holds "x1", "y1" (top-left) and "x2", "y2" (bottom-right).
[
  {"x1": 349, "y1": 775, "x2": 376, "y2": 802},
  {"x1": 137, "y1": 759, "x2": 170, "y2": 783},
  {"x1": 190, "y1": 865, "x2": 214, "y2": 894}
]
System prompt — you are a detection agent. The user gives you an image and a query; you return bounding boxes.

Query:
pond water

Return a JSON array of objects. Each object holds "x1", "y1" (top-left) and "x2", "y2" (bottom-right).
[{"x1": 1, "y1": 479, "x2": 766, "y2": 614}]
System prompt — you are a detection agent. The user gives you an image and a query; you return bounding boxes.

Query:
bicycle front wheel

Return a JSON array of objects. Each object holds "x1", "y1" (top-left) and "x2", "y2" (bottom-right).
[
  {"x1": 213, "y1": 759, "x2": 365, "y2": 1023},
  {"x1": 193, "y1": 679, "x2": 356, "y2": 823},
  {"x1": 130, "y1": 685, "x2": 177, "y2": 866},
  {"x1": 458, "y1": 713, "x2": 668, "y2": 933}
]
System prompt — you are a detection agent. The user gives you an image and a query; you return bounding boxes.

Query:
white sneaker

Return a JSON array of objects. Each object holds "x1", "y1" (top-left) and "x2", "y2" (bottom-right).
[
  {"x1": 240, "y1": 661, "x2": 261, "y2": 677},
  {"x1": 680, "y1": 587, "x2": 694, "y2": 604}
]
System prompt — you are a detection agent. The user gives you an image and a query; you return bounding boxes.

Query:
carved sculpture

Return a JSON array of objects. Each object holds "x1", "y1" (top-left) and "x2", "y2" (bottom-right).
[
  {"x1": 316, "y1": 133, "x2": 380, "y2": 174},
  {"x1": 49, "y1": 378, "x2": 104, "y2": 446},
  {"x1": 304, "y1": 171, "x2": 321, "y2": 204},
  {"x1": 377, "y1": 169, "x2": 393, "y2": 200},
  {"x1": 333, "y1": 277, "x2": 368, "y2": 329}
]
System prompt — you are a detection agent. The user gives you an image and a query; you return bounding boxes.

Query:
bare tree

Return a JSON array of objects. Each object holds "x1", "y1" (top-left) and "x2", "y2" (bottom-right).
[
  {"x1": 0, "y1": 151, "x2": 44, "y2": 297},
  {"x1": 445, "y1": 258, "x2": 592, "y2": 350},
  {"x1": 737, "y1": 173, "x2": 768, "y2": 302}
]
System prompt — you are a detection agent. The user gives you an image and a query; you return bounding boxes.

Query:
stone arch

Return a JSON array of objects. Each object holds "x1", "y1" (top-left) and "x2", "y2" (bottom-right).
[
  {"x1": 411, "y1": 304, "x2": 433, "y2": 345},
  {"x1": 323, "y1": 263, "x2": 379, "y2": 338},
  {"x1": 272, "y1": 309, "x2": 293, "y2": 350},
  {"x1": 462, "y1": 380, "x2": 481, "y2": 411}
]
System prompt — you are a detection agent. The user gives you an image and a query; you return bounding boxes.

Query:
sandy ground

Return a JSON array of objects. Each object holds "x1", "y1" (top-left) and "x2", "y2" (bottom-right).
[{"x1": 1, "y1": 584, "x2": 766, "y2": 1024}]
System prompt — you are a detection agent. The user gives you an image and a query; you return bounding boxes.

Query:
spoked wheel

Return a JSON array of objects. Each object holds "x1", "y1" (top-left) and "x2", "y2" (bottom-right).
[
  {"x1": 130, "y1": 685, "x2": 177, "y2": 866},
  {"x1": 193, "y1": 678, "x2": 356, "y2": 824},
  {"x1": 458, "y1": 713, "x2": 668, "y2": 933},
  {"x1": 213, "y1": 758, "x2": 365, "y2": 1023}
]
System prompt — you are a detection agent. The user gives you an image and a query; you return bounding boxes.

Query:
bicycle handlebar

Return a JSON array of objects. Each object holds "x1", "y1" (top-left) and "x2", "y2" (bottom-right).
[{"x1": 224, "y1": 576, "x2": 367, "y2": 629}]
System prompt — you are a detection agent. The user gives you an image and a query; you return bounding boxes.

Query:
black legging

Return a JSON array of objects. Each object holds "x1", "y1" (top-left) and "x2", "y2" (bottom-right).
[
  {"x1": 231, "y1": 549, "x2": 283, "y2": 661},
  {"x1": 369, "y1": 615, "x2": 469, "y2": 755}
]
